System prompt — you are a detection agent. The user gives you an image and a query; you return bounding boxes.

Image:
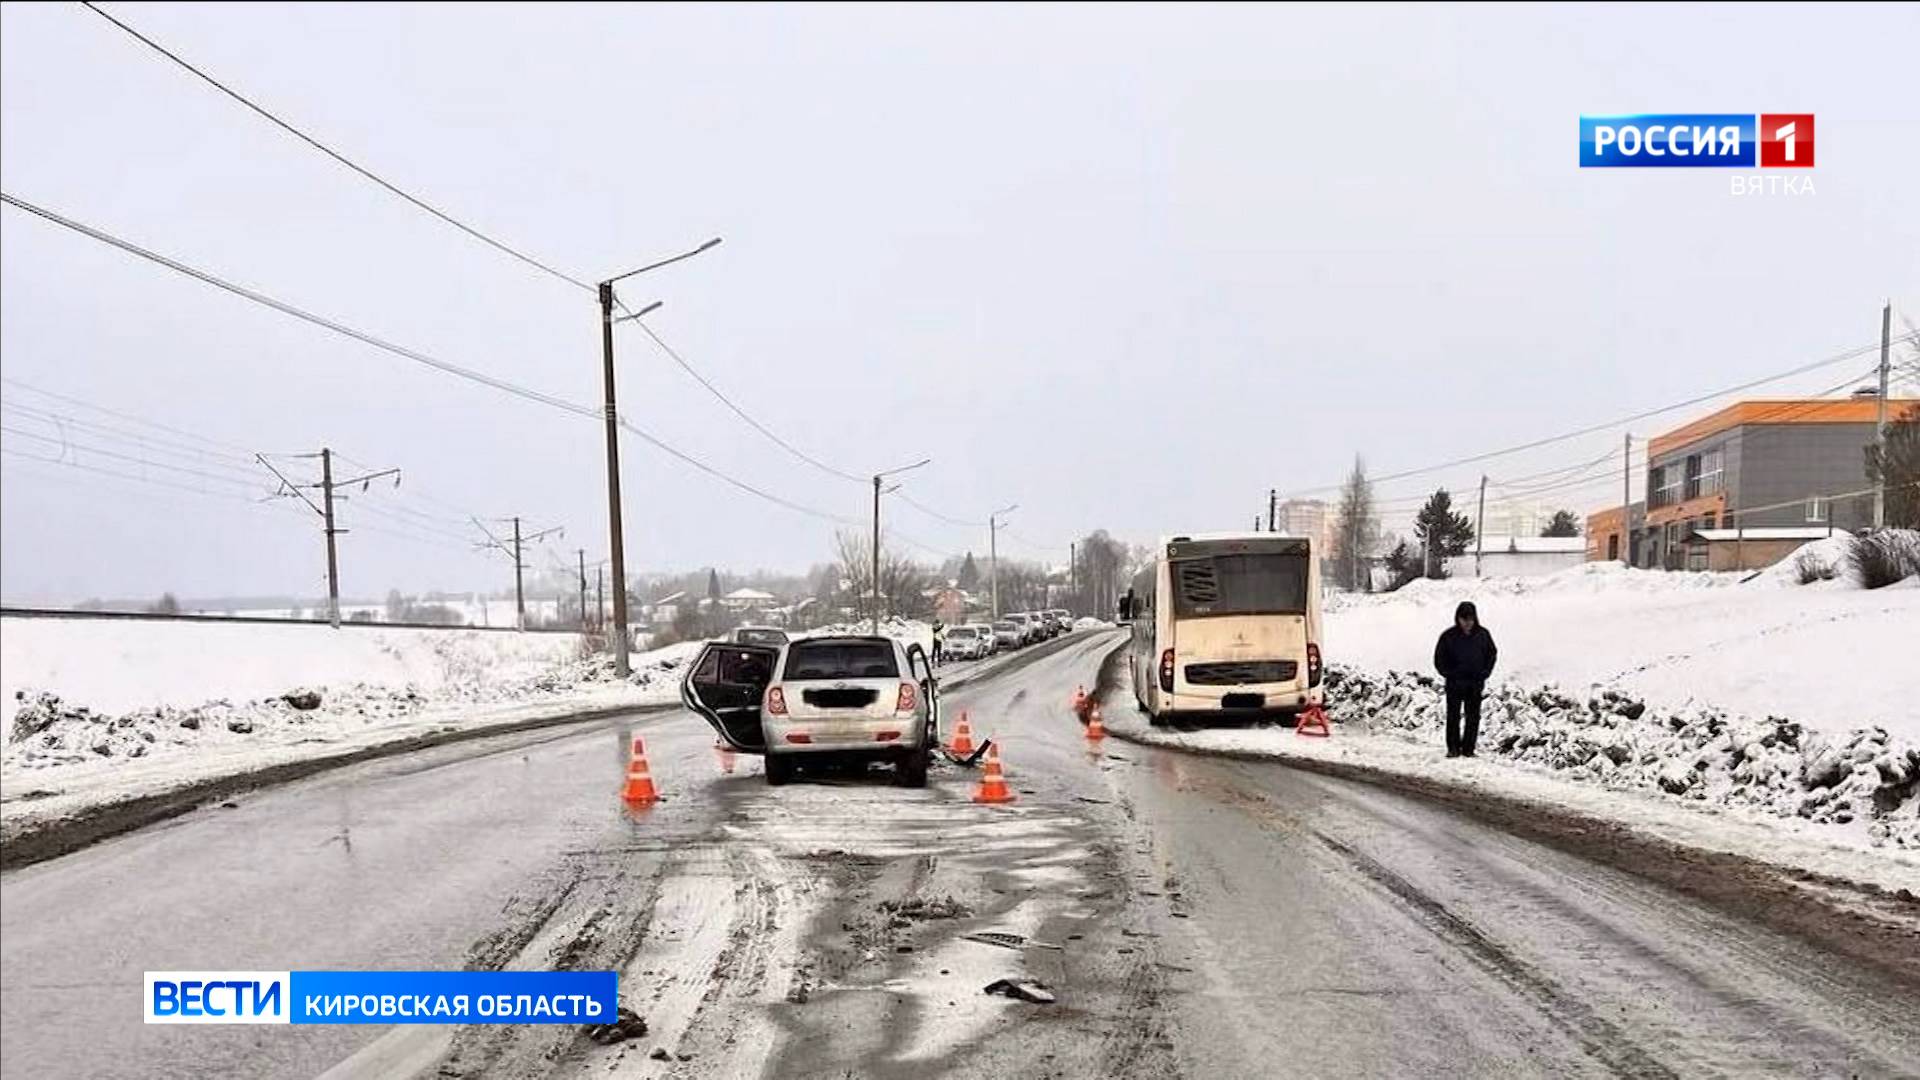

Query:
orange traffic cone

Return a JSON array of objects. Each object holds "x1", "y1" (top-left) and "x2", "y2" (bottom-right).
[
  {"x1": 972, "y1": 742, "x2": 1016, "y2": 804},
  {"x1": 1085, "y1": 703, "x2": 1106, "y2": 741},
  {"x1": 949, "y1": 712, "x2": 975, "y2": 756},
  {"x1": 621, "y1": 735, "x2": 660, "y2": 803},
  {"x1": 715, "y1": 740, "x2": 736, "y2": 775},
  {"x1": 1296, "y1": 703, "x2": 1331, "y2": 738}
]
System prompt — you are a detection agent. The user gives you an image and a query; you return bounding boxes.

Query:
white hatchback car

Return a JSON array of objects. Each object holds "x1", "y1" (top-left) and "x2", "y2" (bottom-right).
[{"x1": 683, "y1": 635, "x2": 939, "y2": 787}]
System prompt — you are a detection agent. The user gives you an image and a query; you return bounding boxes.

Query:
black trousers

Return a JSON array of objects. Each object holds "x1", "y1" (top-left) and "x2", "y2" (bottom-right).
[{"x1": 1445, "y1": 683, "x2": 1483, "y2": 755}]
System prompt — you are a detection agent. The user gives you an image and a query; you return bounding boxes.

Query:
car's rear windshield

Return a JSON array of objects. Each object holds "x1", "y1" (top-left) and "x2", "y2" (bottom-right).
[
  {"x1": 783, "y1": 639, "x2": 899, "y2": 680},
  {"x1": 993, "y1": 622, "x2": 1015, "y2": 632},
  {"x1": 949, "y1": 627, "x2": 978, "y2": 638}
]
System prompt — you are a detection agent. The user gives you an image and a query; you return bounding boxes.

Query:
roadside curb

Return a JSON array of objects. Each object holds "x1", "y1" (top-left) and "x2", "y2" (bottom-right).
[{"x1": 1, "y1": 701, "x2": 674, "y2": 873}]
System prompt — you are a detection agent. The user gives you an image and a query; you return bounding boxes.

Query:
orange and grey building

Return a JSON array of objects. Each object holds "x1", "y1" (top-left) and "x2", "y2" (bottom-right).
[{"x1": 1587, "y1": 395, "x2": 1915, "y2": 571}]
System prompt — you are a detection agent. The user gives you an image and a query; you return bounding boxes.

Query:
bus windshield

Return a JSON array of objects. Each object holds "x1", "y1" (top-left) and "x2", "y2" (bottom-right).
[{"x1": 1171, "y1": 552, "x2": 1309, "y2": 617}]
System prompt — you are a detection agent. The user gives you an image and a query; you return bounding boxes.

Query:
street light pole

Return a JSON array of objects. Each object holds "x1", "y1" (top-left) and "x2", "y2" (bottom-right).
[
  {"x1": 988, "y1": 503, "x2": 1017, "y2": 618},
  {"x1": 871, "y1": 458, "x2": 932, "y2": 633},
  {"x1": 596, "y1": 238, "x2": 720, "y2": 677}
]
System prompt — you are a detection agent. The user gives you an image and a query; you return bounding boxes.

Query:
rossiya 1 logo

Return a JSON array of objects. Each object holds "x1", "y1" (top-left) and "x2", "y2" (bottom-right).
[{"x1": 1578, "y1": 114, "x2": 1813, "y2": 168}]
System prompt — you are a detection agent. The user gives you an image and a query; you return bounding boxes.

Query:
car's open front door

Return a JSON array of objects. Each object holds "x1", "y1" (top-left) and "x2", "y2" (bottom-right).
[
  {"x1": 681, "y1": 642, "x2": 777, "y2": 753},
  {"x1": 906, "y1": 643, "x2": 939, "y2": 728}
]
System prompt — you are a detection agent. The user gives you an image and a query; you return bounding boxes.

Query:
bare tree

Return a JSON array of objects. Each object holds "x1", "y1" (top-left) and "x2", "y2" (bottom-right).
[
  {"x1": 1331, "y1": 456, "x2": 1379, "y2": 591},
  {"x1": 833, "y1": 529, "x2": 931, "y2": 621}
]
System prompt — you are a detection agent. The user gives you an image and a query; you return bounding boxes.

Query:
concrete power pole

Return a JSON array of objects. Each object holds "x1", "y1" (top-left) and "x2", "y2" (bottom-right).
[
  {"x1": 577, "y1": 549, "x2": 589, "y2": 630},
  {"x1": 1069, "y1": 541, "x2": 1077, "y2": 614},
  {"x1": 1474, "y1": 474, "x2": 1487, "y2": 579},
  {"x1": 321, "y1": 449, "x2": 341, "y2": 626},
  {"x1": 256, "y1": 448, "x2": 398, "y2": 628},
  {"x1": 1621, "y1": 432, "x2": 1633, "y2": 566},
  {"x1": 472, "y1": 517, "x2": 561, "y2": 632},
  {"x1": 1268, "y1": 489, "x2": 1277, "y2": 533},
  {"x1": 871, "y1": 475, "x2": 883, "y2": 634},
  {"x1": 1875, "y1": 301, "x2": 1892, "y2": 529},
  {"x1": 595, "y1": 568, "x2": 604, "y2": 633},
  {"x1": 988, "y1": 504, "x2": 1017, "y2": 618}
]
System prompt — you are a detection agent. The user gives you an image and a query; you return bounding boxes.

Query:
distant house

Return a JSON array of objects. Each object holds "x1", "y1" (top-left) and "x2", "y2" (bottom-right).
[
  {"x1": 643, "y1": 590, "x2": 687, "y2": 625},
  {"x1": 720, "y1": 587, "x2": 777, "y2": 613},
  {"x1": 924, "y1": 586, "x2": 976, "y2": 624},
  {"x1": 1442, "y1": 536, "x2": 1587, "y2": 579}
]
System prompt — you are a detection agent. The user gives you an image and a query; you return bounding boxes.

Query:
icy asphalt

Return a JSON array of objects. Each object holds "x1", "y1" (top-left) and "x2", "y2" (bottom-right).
[{"x1": 2, "y1": 630, "x2": 1916, "y2": 1079}]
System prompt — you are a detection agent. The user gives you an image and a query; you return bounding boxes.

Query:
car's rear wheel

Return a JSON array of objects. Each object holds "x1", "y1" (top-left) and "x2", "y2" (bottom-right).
[
  {"x1": 765, "y1": 753, "x2": 795, "y2": 786},
  {"x1": 897, "y1": 745, "x2": 930, "y2": 788}
]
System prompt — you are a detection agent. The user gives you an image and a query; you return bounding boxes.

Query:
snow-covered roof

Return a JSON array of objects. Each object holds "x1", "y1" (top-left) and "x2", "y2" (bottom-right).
[
  {"x1": 651, "y1": 590, "x2": 687, "y2": 605},
  {"x1": 1477, "y1": 536, "x2": 1588, "y2": 554},
  {"x1": 1691, "y1": 527, "x2": 1854, "y2": 542},
  {"x1": 723, "y1": 588, "x2": 775, "y2": 601}
]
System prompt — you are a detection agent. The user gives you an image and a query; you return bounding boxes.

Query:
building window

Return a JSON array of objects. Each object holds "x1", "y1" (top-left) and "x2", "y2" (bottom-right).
[
  {"x1": 1683, "y1": 455, "x2": 1702, "y2": 500},
  {"x1": 1702, "y1": 511, "x2": 1717, "y2": 530},
  {"x1": 1651, "y1": 465, "x2": 1683, "y2": 509},
  {"x1": 1806, "y1": 497, "x2": 1828, "y2": 523},
  {"x1": 1697, "y1": 447, "x2": 1724, "y2": 497}
]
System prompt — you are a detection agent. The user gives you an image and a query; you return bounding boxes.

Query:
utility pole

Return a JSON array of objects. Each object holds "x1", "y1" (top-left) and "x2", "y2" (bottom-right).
[
  {"x1": 1069, "y1": 541, "x2": 1077, "y2": 614},
  {"x1": 1621, "y1": 432, "x2": 1633, "y2": 566},
  {"x1": 870, "y1": 458, "x2": 931, "y2": 632},
  {"x1": 988, "y1": 504, "x2": 1017, "y2": 618},
  {"x1": 595, "y1": 236, "x2": 720, "y2": 676},
  {"x1": 595, "y1": 568, "x2": 604, "y2": 633},
  {"x1": 257, "y1": 448, "x2": 398, "y2": 628},
  {"x1": 321, "y1": 449, "x2": 341, "y2": 625},
  {"x1": 1875, "y1": 301, "x2": 1892, "y2": 529},
  {"x1": 577, "y1": 549, "x2": 589, "y2": 630},
  {"x1": 1268, "y1": 489, "x2": 1277, "y2": 533},
  {"x1": 473, "y1": 517, "x2": 561, "y2": 631},
  {"x1": 1474, "y1": 474, "x2": 1487, "y2": 579}
]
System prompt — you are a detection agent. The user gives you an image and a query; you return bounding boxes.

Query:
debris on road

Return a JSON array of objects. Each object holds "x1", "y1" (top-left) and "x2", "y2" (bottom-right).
[
  {"x1": 581, "y1": 1005, "x2": 648, "y2": 1045},
  {"x1": 281, "y1": 688, "x2": 322, "y2": 711},
  {"x1": 982, "y1": 978, "x2": 1056, "y2": 1004},
  {"x1": 962, "y1": 931, "x2": 1026, "y2": 950},
  {"x1": 881, "y1": 896, "x2": 971, "y2": 922}
]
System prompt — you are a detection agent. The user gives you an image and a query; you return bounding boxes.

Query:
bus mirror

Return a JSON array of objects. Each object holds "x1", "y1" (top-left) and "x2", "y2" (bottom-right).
[{"x1": 1117, "y1": 591, "x2": 1134, "y2": 620}]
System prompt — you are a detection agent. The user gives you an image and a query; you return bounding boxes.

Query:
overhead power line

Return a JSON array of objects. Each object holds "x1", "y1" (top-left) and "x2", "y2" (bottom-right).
[
  {"x1": 1, "y1": 191, "x2": 859, "y2": 529},
  {"x1": 78, "y1": 1, "x2": 592, "y2": 293},
  {"x1": 80, "y1": 4, "x2": 922, "y2": 513},
  {"x1": 1280, "y1": 332, "x2": 1917, "y2": 500}
]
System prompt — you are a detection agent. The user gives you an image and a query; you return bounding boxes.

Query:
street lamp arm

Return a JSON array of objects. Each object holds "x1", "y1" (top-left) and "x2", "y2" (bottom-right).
[{"x1": 604, "y1": 237, "x2": 723, "y2": 285}]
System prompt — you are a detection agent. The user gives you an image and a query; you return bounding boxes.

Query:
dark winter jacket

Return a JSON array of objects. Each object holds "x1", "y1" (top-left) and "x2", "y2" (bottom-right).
[{"x1": 1433, "y1": 601, "x2": 1498, "y2": 688}]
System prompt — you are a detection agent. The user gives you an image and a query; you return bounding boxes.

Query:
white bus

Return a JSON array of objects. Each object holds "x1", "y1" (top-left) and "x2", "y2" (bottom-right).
[{"x1": 1119, "y1": 532, "x2": 1323, "y2": 725}]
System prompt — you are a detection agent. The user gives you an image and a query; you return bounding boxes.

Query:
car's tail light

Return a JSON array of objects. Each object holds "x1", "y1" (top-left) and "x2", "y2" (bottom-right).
[
  {"x1": 896, "y1": 682, "x2": 917, "y2": 713},
  {"x1": 1159, "y1": 649, "x2": 1175, "y2": 693},
  {"x1": 1306, "y1": 643, "x2": 1323, "y2": 688},
  {"x1": 874, "y1": 731, "x2": 901, "y2": 742},
  {"x1": 766, "y1": 687, "x2": 788, "y2": 715},
  {"x1": 785, "y1": 732, "x2": 811, "y2": 744}
]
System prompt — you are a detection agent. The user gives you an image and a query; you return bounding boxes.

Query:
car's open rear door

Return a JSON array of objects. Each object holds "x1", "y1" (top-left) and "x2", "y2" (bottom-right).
[{"x1": 681, "y1": 642, "x2": 777, "y2": 753}]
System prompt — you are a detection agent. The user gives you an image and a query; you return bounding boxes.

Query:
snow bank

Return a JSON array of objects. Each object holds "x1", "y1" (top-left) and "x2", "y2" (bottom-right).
[
  {"x1": 1323, "y1": 666, "x2": 1918, "y2": 851},
  {"x1": 0, "y1": 617, "x2": 593, "y2": 739},
  {"x1": 1, "y1": 617, "x2": 701, "y2": 838},
  {"x1": 1325, "y1": 556, "x2": 1920, "y2": 739}
]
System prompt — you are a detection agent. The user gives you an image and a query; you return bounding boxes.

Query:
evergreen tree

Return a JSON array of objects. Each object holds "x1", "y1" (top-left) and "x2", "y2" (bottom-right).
[
  {"x1": 1413, "y1": 488, "x2": 1475, "y2": 577},
  {"x1": 957, "y1": 552, "x2": 980, "y2": 592},
  {"x1": 706, "y1": 568, "x2": 722, "y2": 600},
  {"x1": 1541, "y1": 510, "x2": 1582, "y2": 538}
]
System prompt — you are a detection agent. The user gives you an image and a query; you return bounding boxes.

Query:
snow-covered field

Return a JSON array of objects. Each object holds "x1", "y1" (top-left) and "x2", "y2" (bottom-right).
[
  {"x1": 0, "y1": 616, "x2": 700, "y2": 840},
  {"x1": 1325, "y1": 543, "x2": 1920, "y2": 740}
]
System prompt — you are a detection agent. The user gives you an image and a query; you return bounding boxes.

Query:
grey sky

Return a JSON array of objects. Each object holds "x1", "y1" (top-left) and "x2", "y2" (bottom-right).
[{"x1": 3, "y1": 2, "x2": 1916, "y2": 604}]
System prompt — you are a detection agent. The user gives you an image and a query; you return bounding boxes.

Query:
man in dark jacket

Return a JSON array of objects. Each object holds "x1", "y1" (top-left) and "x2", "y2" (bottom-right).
[{"x1": 1433, "y1": 600, "x2": 1497, "y2": 758}]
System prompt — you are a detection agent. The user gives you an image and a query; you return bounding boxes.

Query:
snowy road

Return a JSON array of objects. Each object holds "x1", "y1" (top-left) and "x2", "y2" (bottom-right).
[{"x1": 2, "y1": 630, "x2": 1916, "y2": 1078}]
